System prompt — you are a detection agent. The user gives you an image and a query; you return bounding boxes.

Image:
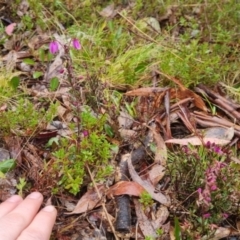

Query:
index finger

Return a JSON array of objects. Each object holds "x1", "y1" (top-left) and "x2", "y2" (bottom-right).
[
  {"x1": 17, "y1": 205, "x2": 57, "y2": 240},
  {"x1": 0, "y1": 192, "x2": 43, "y2": 240}
]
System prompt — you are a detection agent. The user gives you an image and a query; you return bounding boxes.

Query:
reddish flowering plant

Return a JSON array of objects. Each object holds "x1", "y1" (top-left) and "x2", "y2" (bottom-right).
[
  {"x1": 49, "y1": 38, "x2": 81, "y2": 54},
  {"x1": 197, "y1": 160, "x2": 227, "y2": 210}
]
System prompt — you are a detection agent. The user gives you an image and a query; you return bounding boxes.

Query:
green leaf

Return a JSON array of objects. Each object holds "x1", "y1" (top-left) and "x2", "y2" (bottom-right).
[
  {"x1": 0, "y1": 172, "x2": 5, "y2": 178},
  {"x1": 49, "y1": 77, "x2": 59, "y2": 91},
  {"x1": 23, "y1": 58, "x2": 35, "y2": 65},
  {"x1": 33, "y1": 71, "x2": 43, "y2": 79},
  {"x1": 47, "y1": 137, "x2": 59, "y2": 147},
  {"x1": 174, "y1": 217, "x2": 181, "y2": 240},
  {"x1": 0, "y1": 159, "x2": 16, "y2": 173},
  {"x1": 104, "y1": 124, "x2": 114, "y2": 137},
  {"x1": 9, "y1": 76, "x2": 20, "y2": 90},
  {"x1": 39, "y1": 49, "x2": 46, "y2": 62}
]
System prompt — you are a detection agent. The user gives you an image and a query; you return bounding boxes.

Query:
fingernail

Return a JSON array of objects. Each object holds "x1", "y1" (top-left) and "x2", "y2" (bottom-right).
[
  {"x1": 42, "y1": 205, "x2": 55, "y2": 212},
  {"x1": 27, "y1": 192, "x2": 42, "y2": 199},
  {"x1": 7, "y1": 195, "x2": 22, "y2": 202}
]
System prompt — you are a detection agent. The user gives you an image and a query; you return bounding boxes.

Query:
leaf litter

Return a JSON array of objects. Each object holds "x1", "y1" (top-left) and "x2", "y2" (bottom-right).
[{"x1": 0, "y1": 1, "x2": 239, "y2": 239}]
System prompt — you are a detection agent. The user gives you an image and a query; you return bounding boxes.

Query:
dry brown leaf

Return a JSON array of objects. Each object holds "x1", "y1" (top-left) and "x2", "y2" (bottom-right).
[
  {"x1": 17, "y1": 0, "x2": 29, "y2": 17},
  {"x1": 147, "y1": 124, "x2": 167, "y2": 165},
  {"x1": 133, "y1": 198, "x2": 158, "y2": 238},
  {"x1": 99, "y1": 4, "x2": 117, "y2": 18},
  {"x1": 119, "y1": 129, "x2": 137, "y2": 141},
  {"x1": 204, "y1": 127, "x2": 234, "y2": 140},
  {"x1": 57, "y1": 105, "x2": 67, "y2": 118},
  {"x1": 152, "y1": 205, "x2": 169, "y2": 229},
  {"x1": 4, "y1": 136, "x2": 22, "y2": 165},
  {"x1": 165, "y1": 137, "x2": 230, "y2": 146},
  {"x1": 210, "y1": 227, "x2": 231, "y2": 240},
  {"x1": 155, "y1": 70, "x2": 206, "y2": 113},
  {"x1": 118, "y1": 110, "x2": 134, "y2": 129},
  {"x1": 127, "y1": 154, "x2": 170, "y2": 206},
  {"x1": 125, "y1": 87, "x2": 169, "y2": 96},
  {"x1": 107, "y1": 181, "x2": 145, "y2": 197},
  {"x1": 148, "y1": 165, "x2": 165, "y2": 186},
  {"x1": 170, "y1": 88, "x2": 208, "y2": 112},
  {"x1": 66, "y1": 185, "x2": 105, "y2": 215}
]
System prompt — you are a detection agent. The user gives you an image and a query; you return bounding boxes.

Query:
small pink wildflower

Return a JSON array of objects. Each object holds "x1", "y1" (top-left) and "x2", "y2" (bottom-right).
[
  {"x1": 210, "y1": 185, "x2": 217, "y2": 191},
  {"x1": 197, "y1": 188, "x2": 202, "y2": 194},
  {"x1": 49, "y1": 41, "x2": 59, "y2": 54},
  {"x1": 72, "y1": 38, "x2": 81, "y2": 50},
  {"x1": 222, "y1": 213, "x2": 229, "y2": 219},
  {"x1": 82, "y1": 130, "x2": 89, "y2": 137}
]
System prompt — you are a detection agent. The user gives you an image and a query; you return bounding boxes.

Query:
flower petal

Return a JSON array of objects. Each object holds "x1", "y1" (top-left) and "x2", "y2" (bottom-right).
[
  {"x1": 49, "y1": 41, "x2": 59, "y2": 54},
  {"x1": 72, "y1": 38, "x2": 81, "y2": 50}
]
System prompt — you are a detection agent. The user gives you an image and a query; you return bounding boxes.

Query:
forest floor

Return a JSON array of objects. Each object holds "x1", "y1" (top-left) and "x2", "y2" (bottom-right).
[{"x1": 0, "y1": 1, "x2": 240, "y2": 239}]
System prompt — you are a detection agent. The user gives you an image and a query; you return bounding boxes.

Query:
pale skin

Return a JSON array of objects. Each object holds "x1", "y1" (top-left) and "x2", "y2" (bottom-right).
[{"x1": 0, "y1": 192, "x2": 57, "y2": 240}]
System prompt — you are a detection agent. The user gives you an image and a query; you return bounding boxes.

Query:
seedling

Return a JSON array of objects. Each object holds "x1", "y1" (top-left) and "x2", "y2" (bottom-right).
[
  {"x1": 16, "y1": 177, "x2": 27, "y2": 197},
  {"x1": 139, "y1": 190, "x2": 154, "y2": 208}
]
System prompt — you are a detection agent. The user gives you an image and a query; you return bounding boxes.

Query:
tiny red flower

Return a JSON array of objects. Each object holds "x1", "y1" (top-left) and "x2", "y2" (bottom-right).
[{"x1": 82, "y1": 130, "x2": 89, "y2": 137}]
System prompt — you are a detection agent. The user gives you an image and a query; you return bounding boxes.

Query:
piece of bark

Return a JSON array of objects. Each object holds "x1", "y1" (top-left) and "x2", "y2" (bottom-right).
[{"x1": 115, "y1": 154, "x2": 131, "y2": 232}]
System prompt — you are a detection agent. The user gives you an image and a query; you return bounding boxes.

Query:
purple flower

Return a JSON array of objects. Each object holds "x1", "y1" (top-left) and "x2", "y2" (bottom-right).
[
  {"x1": 206, "y1": 141, "x2": 211, "y2": 148},
  {"x1": 203, "y1": 213, "x2": 211, "y2": 219},
  {"x1": 222, "y1": 213, "x2": 229, "y2": 219},
  {"x1": 82, "y1": 130, "x2": 89, "y2": 137},
  {"x1": 210, "y1": 185, "x2": 217, "y2": 191},
  {"x1": 49, "y1": 41, "x2": 59, "y2": 54},
  {"x1": 197, "y1": 188, "x2": 202, "y2": 194},
  {"x1": 213, "y1": 146, "x2": 223, "y2": 155},
  {"x1": 72, "y1": 38, "x2": 81, "y2": 50}
]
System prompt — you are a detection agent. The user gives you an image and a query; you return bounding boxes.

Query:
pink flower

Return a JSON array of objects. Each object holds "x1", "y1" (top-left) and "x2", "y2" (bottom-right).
[
  {"x1": 72, "y1": 39, "x2": 81, "y2": 50},
  {"x1": 49, "y1": 41, "x2": 59, "y2": 54},
  {"x1": 197, "y1": 188, "x2": 202, "y2": 194},
  {"x1": 210, "y1": 185, "x2": 217, "y2": 191},
  {"x1": 222, "y1": 213, "x2": 229, "y2": 219},
  {"x1": 82, "y1": 130, "x2": 89, "y2": 137}
]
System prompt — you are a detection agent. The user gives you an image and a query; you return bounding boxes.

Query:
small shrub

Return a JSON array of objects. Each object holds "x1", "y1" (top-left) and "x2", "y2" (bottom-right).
[
  {"x1": 167, "y1": 143, "x2": 240, "y2": 238},
  {"x1": 51, "y1": 108, "x2": 113, "y2": 195}
]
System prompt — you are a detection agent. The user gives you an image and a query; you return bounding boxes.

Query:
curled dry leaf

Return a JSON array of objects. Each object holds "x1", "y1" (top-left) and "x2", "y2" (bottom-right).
[
  {"x1": 118, "y1": 110, "x2": 134, "y2": 129},
  {"x1": 119, "y1": 129, "x2": 137, "y2": 141},
  {"x1": 99, "y1": 3, "x2": 117, "y2": 18},
  {"x1": 107, "y1": 181, "x2": 145, "y2": 197},
  {"x1": 211, "y1": 227, "x2": 231, "y2": 240},
  {"x1": 165, "y1": 137, "x2": 230, "y2": 146},
  {"x1": 170, "y1": 88, "x2": 208, "y2": 112},
  {"x1": 66, "y1": 185, "x2": 105, "y2": 215},
  {"x1": 166, "y1": 127, "x2": 234, "y2": 146},
  {"x1": 147, "y1": 124, "x2": 167, "y2": 165},
  {"x1": 127, "y1": 154, "x2": 171, "y2": 206},
  {"x1": 133, "y1": 198, "x2": 158, "y2": 238},
  {"x1": 148, "y1": 165, "x2": 165, "y2": 186},
  {"x1": 152, "y1": 205, "x2": 169, "y2": 229},
  {"x1": 204, "y1": 127, "x2": 234, "y2": 141},
  {"x1": 125, "y1": 87, "x2": 169, "y2": 96},
  {"x1": 155, "y1": 70, "x2": 207, "y2": 112}
]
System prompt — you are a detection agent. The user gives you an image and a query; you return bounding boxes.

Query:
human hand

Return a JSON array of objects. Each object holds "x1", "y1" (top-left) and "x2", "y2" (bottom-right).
[{"x1": 0, "y1": 192, "x2": 57, "y2": 240}]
